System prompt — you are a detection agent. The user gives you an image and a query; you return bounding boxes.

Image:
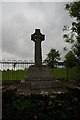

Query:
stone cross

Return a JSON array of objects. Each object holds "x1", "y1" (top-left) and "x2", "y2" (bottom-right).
[{"x1": 31, "y1": 29, "x2": 45, "y2": 66}]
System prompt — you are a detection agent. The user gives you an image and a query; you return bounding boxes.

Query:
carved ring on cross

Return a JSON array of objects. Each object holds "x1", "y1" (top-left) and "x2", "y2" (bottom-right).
[{"x1": 31, "y1": 29, "x2": 45, "y2": 42}]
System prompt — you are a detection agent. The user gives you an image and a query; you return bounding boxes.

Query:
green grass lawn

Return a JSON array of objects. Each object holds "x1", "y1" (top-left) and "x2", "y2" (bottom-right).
[
  {"x1": 1, "y1": 70, "x2": 27, "y2": 85},
  {"x1": 52, "y1": 67, "x2": 80, "y2": 81},
  {"x1": 1, "y1": 67, "x2": 80, "y2": 85},
  {"x1": 0, "y1": 71, "x2": 2, "y2": 81},
  {"x1": 2, "y1": 70, "x2": 27, "y2": 80},
  {"x1": 51, "y1": 68, "x2": 67, "y2": 80}
]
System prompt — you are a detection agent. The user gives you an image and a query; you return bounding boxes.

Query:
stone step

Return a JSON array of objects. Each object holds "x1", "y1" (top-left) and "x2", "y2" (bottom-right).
[
  {"x1": 31, "y1": 81, "x2": 63, "y2": 89},
  {"x1": 25, "y1": 77, "x2": 54, "y2": 81},
  {"x1": 20, "y1": 81, "x2": 63, "y2": 89}
]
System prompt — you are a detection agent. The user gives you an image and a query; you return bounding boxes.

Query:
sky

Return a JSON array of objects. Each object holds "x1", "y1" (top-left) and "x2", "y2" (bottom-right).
[{"x1": 1, "y1": 0, "x2": 75, "y2": 62}]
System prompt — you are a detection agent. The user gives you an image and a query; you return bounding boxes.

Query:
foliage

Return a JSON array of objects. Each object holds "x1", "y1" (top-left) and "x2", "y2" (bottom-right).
[
  {"x1": 2, "y1": 90, "x2": 80, "y2": 120},
  {"x1": 44, "y1": 48, "x2": 60, "y2": 69},
  {"x1": 64, "y1": 51, "x2": 77, "y2": 68},
  {"x1": 63, "y1": 1, "x2": 80, "y2": 62}
]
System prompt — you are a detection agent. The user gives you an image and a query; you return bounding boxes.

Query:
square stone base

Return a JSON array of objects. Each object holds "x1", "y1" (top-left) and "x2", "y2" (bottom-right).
[{"x1": 21, "y1": 65, "x2": 57, "y2": 89}]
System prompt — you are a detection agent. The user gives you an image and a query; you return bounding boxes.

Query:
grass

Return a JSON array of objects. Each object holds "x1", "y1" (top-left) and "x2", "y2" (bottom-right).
[
  {"x1": 1, "y1": 70, "x2": 27, "y2": 85},
  {"x1": 0, "y1": 71, "x2": 2, "y2": 81},
  {"x1": 52, "y1": 68, "x2": 67, "y2": 80},
  {"x1": 52, "y1": 67, "x2": 80, "y2": 81},
  {"x1": 2, "y1": 70, "x2": 27, "y2": 80},
  {"x1": 1, "y1": 67, "x2": 80, "y2": 85}
]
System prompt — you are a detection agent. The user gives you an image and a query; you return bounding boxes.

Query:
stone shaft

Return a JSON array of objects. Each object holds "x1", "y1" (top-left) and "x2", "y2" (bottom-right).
[{"x1": 35, "y1": 39, "x2": 42, "y2": 66}]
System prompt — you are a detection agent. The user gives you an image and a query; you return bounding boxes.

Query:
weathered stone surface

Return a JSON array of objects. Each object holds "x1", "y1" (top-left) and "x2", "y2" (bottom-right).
[
  {"x1": 31, "y1": 81, "x2": 63, "y2": 89},
  {"x1": 25, "y1": 65, "x2": 53, "y2": 81},
  {"x1": 20, "y1": 81, "x2": 63, "y2": 89}
]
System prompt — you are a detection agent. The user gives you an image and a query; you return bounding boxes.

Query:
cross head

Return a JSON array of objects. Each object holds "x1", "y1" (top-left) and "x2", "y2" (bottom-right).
[{"x1": 31, "y1": 29, "x2": 45, "y2": 42}]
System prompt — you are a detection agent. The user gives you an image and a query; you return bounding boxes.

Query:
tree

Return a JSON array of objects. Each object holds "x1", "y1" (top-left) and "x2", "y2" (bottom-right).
[
  {"x1": 63, "y1": 1, "x2": 80, "y2": 61},
  {"x1": 44, "y1": 48, "x2": 60, "y2": 69},
  {"x1": 64, "y1": 51, "x2": 76, "y2": 68}
]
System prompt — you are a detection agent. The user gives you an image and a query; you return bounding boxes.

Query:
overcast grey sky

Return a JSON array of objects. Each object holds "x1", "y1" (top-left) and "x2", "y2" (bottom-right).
[{"x1": 2, "y1": 1, "x2": 74, "y2": 61}]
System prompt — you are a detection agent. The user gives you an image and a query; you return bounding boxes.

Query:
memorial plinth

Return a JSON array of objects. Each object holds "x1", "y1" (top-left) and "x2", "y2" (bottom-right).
[
  {"x1": 25, "y1": 65, "x2": 53, "y2": 81},
  {"x1": 23, "y1": 29, "x2": 56, "y2": 89}
]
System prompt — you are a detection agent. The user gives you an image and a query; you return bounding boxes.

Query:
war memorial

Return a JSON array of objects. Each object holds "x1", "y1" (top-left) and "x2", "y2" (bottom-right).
[{"x1": 21, "y1": 29, "x2": 62, "y2": 89}]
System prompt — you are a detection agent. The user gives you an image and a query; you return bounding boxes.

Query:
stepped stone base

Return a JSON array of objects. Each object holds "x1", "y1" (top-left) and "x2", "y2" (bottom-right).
[{"x1": 21, "y1": 65, "x2": 58, "y2": 89}]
